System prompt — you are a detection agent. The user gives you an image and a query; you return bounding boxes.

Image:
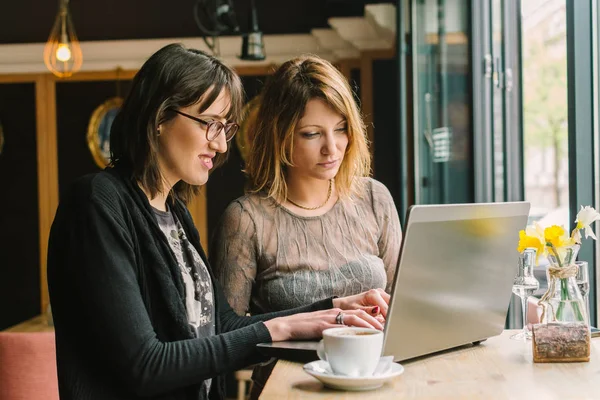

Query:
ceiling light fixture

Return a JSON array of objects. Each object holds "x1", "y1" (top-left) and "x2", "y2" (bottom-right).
[{"x1": 43, "y1": 0, "x2": 82, "y2": 78}]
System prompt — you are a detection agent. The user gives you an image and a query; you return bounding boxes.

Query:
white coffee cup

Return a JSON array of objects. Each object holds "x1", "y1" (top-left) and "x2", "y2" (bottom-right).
[{"x1": 316, "y1": 327, "x2": 383, "y2": 377}]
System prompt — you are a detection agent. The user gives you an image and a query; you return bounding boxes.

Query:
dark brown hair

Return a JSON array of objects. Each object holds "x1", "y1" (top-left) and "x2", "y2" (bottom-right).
[{"x1": 110, "y1": 43, "x2": 243, "y2": 202}]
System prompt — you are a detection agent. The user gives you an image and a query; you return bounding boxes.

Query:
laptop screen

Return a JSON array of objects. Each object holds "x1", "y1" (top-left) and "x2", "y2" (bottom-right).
[{"x1": 383, "y1": 202, "x2": 530, "y2": 361}]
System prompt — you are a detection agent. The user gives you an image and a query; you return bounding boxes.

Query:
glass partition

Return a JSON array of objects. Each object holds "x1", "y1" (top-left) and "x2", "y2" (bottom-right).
[{"x1": 412, "y1": 0, "x2": 473, "y2": 205}]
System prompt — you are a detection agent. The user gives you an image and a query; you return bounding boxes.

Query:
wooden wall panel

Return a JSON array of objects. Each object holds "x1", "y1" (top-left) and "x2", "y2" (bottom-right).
[
  {"x1": 0, "y1": 82, "x2": 40, "y2": 329},
  {"x1": 36, "y1": 75, "x2": 58, "y2": 314}
]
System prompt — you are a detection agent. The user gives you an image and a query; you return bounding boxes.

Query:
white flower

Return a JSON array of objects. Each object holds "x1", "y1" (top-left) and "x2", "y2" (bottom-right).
[
  {"x1": 526, "y1": 222, "x2": 545, "y2": 243},
  {"x1": 574, "y1": 206, "x2": 600, "y2": 240}
]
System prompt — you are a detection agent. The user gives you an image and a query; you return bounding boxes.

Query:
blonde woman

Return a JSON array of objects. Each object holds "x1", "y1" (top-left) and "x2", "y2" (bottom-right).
[{"x1": 211, "y1": 55, "x2": 402, "y2": 318}]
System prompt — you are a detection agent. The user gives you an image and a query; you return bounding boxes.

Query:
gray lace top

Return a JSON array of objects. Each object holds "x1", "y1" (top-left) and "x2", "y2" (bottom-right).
[{"x1": 210, "y1": 178, "x2": 402, "y2": 316}]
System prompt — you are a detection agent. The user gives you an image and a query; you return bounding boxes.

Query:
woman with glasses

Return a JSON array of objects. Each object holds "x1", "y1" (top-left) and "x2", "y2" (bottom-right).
[
  {"x1": 46, "y1": 44, "x2": 388, "y2": 400},
  {"x1": 210, "y1": 55, "x2": 402, "y2": 395}
]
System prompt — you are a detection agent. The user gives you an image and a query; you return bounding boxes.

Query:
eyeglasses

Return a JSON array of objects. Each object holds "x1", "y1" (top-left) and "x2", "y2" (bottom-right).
[{"x1": 171, "y1": 109, "x2": 239, "y2": 142}]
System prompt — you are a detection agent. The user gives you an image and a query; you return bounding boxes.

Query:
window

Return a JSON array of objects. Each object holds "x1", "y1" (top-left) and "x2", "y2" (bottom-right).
[{"x1": 521, "y1": 0, "x2": 569, "y2": 231}]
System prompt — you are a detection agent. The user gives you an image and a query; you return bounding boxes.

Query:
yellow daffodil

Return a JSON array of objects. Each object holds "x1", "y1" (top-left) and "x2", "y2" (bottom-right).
[
  {"x1": 517, "y1": 207, "x2": 597, "y2": 271},
  {"x1": 517, "y1": 229, "x2": 544, "y2": 261},
  {"x1": 544, "y1": 225, "x2": 575, "y2": 248},
  {"x1": 572, "y1": 205, "x2": 600, "y2": 241}
]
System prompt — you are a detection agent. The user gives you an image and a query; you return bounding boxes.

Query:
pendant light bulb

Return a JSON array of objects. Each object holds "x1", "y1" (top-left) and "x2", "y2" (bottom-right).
[
  {"x1": 43, "y1": 0, "x2": 83, "y2": 78},
  {"x1": 56, "y1": 44, "x2": 72, "y2": 62}
]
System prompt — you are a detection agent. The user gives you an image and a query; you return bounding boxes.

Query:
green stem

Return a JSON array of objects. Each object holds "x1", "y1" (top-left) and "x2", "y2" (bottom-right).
[
  {"x1": 547, "y1": 244, "x2": 564, "y2": 268},
  {"x1": 556, "y1": 278, "x2": 567, "y2": 320},
  {"x1": 556, "y1": 278, "x2": 586, "y2": 322},
  {"x1": 549, "y1": 246, "x2": 586, "y2": 322},
  {"x1": 570, "y1": 286, "x2": 586, "y2": 322},
  {"x1": 573, "y1": 301, "x2": 586, "y2": 322}
]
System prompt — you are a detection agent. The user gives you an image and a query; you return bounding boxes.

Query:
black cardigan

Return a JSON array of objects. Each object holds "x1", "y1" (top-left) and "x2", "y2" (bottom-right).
[{"x1": 47, "y1": 167, "x2": 333, "y2": 400}]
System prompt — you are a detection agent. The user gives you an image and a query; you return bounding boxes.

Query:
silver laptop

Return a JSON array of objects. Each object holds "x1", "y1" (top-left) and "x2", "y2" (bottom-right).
[
  {"x1": 382, "y1": 201, "x2": 529, "y2": 361},
  {"x1": 257, "y1": 201, "x2": 530, "y2": 362}
]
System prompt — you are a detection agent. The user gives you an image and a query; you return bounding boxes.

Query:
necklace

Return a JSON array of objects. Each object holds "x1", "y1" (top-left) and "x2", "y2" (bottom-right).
[{"x1": 286, "y1": 179, "x2": 333, "y2": 210}]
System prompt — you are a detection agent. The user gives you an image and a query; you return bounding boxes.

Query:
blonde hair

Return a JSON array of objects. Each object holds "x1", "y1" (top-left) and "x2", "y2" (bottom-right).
[{"x1": 246, "y1": 55, "x2": 371, "y2": 203}]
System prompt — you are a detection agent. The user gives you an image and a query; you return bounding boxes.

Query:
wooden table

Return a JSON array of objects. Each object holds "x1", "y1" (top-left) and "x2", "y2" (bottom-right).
[{"x1": 260, "y1": 330, "x2": 600, "y2": 399}]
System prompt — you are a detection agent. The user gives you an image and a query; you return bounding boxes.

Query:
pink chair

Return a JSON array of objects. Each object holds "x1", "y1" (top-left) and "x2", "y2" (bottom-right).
[{"x1": 0, "y1": 332, "x2": 59, "y2": 400}]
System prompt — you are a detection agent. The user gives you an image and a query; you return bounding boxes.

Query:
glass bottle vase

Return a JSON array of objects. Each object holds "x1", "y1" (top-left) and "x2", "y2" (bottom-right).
[
  {"x1": 540, "y1": 244, "x2": 588, "y2": 324},
  {"x1": 511, "y1": 248, "x2": 539, "y2": 340}
]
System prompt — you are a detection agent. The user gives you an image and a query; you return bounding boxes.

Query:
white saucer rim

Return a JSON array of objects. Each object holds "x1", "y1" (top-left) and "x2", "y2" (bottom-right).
[
  {"x1": 303, "y1": 360, "x2": 405, "y2": 381},
  {"x1": 321, "y1": 381, "x2": 385, "y2": 392}
]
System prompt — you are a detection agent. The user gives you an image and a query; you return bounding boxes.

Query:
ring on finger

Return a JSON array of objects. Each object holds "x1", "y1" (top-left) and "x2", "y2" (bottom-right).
[{"x1": 335, "y1": 311, "x2": 345, "y2": 325}]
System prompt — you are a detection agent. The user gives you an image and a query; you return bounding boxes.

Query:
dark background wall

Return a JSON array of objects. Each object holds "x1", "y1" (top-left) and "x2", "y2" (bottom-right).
[
  {"x1": 207, "y1": 75, "x2": 268, "y2": 237},
  {"x1": 0, "y1": 83, "x2": 40, "y2": 330},
  {"x1": 373, "y1": 59, "x2": 401, "y2": 209},
  {"x1": 56, "y1": 80, "x2": 133, "y2": 197}
]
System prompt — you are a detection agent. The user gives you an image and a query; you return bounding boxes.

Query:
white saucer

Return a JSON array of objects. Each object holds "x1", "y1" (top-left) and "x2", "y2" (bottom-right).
[{"x1": 303, "y1": 359, "x2": 404, "y2": 391}]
